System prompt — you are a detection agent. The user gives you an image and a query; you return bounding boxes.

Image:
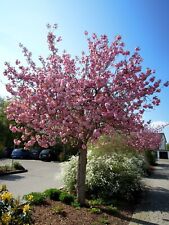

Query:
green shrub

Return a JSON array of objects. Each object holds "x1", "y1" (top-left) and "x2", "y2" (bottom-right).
[
  {"x1": 0, "y1": 148, "x2": 4, "y2": 158},
  {"x1": 106, "y1": 205, "x2": 118, "y2": 215},
  {"x1": 90, "y1": 207, "x2": 101, "y2": 214},
  {"x1": 44, "y1": 188, "x2": 61, "y2": 201},
  {"x1": 0, "y1": 165, "x2": 11, "y2": 173},
  {"x1": 71, "y1": 201, "x2": 80, "y2": 208},
  {"x1": 24, "y1": 192, "x2": 46, "y2": 205},
  {"x1": 88, "y1": 199, "x2": 103, "y2": 207},
  {"x1": 144, "y1": 150, "x2": 156, "y2": 166},
  {"x1": 13, "y1": 161, "x2": 25, "y2": 170},
  {"x1": 0, "y1": 162, "x2": 25, "y2": 174},
  {"x1": 59, "y1": 192, "x2": 75, "y2": 205},
  {"x1": 58, "y1": 152, "x2": 66, "y2": 162},
  {"x1": 64, "y1": 157, "x2": 77, "y2": 192},
  {"x1": 64, "y1": 152, "x2": 144, "y2": 200}
]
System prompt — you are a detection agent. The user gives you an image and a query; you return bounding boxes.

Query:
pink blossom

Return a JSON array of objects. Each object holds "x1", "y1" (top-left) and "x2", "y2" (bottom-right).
[
  {"x1": 135, "y1": 47, "x2": 140, "y2": 51},
  {"x1": 93, "y1": 129, "x2": 100, "y2": 139},
  {"x1": 115, "y1": 35, "x2": 122, "y2": 41},
  {"x1": 14, "y1": 139, "x2": 21, "y2": 146}
]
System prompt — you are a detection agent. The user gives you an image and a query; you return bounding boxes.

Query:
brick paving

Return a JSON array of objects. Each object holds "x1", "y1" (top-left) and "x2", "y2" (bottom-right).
[{"x1": 129, "y1": 159, "x2": 169, "y2": 225}]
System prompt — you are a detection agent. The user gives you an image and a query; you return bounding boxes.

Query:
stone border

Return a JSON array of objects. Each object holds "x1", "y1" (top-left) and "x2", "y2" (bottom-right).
[{"x1": 0, "y1": 169, "x2": 28, "y2": 176}]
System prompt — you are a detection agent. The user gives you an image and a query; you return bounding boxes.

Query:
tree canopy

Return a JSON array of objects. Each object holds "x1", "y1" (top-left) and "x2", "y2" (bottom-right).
[{"x1": 4, "y1": 25, "x2": 168, "y2": 204}]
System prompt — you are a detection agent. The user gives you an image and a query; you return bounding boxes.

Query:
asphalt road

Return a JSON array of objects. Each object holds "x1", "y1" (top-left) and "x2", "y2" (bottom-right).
[
  {"x1": 130, "y1": 159, "x2": 169, "y2": 225},
  {"x1": 0, "y1": 159, "x2": 65, "y2": 197}
]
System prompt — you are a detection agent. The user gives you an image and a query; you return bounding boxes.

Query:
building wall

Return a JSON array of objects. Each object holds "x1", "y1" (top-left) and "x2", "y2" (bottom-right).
[{"x1": 159, "y1": 134, "x2": 166, "y2": 150}]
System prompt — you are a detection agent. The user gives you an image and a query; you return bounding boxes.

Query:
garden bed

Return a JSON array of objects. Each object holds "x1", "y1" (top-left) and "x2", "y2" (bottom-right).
[
  {"x1": 0, "y1": 162, "x2": 27, "y2": 176},
  {"x1": 0, "y1": 185, "x2": 137, "y2": 225},
  {"x1": 32, "y1": 199, "x2": 134, "y2": 225}
]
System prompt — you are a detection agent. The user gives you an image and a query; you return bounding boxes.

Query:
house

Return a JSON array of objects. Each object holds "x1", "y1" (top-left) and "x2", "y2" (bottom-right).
[{"x1": 156, "y1": 133, "x2": 169, "y2": 159}]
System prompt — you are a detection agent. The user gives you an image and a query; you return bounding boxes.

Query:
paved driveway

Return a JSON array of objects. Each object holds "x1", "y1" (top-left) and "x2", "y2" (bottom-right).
[
  {"x1": 0, "y1": 159, "x2": 65, "y2": 197},
  {"x1": 130, "y1": 159, "x2": 169, "y2": 225}
]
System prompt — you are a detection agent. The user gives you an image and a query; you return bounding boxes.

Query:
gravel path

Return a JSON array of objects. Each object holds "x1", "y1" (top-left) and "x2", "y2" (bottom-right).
[{"x1": 129, "y1": 159, "x2": 169, "y2": 225}]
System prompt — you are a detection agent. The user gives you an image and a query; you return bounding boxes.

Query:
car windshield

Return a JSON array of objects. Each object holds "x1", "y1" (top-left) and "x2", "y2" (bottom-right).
[
  {"x1": 13, "y1": 149, "x2": 23, "y2": 152},
  {"x1": 31, "y1": 149, "x2": 40, "y2": 152},
  {"x1": 41, "y1": 149, "x2": 50, "y2": 154}
]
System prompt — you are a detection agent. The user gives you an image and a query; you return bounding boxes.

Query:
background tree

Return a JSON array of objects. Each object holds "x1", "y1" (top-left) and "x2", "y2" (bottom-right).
[
  {"x1": 4, "y1": 25, "x2": 168, "y2": 204},
  {"x1": 89, "y1": 126, "x2": 162, "y2": 157},
  {"x1": 166, "y1": 143, "x2": 169, "y2": 150},
  {"x1": 0, "y1": 98, "x2": 14, "y2": 151},
  {"x1": 127, "y1": 126, "x2": 162, "y2": 151}
]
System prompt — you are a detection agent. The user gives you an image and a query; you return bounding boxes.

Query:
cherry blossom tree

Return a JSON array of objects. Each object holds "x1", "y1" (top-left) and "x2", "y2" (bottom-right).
[
  {"x1": 4, "y1": 25, "x2": 168, "y2": 204},
  {"x1": 128, "y1": 126, "x2": 162, "y2": 151}
]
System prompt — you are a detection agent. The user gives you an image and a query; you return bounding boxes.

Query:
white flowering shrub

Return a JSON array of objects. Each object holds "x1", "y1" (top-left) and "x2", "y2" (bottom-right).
[
  {"x1": 64, "y1": 156, "x2": 78, "y2": 192},
  {"x1": 64, "y1": 152, "x2": 144, "y2": 200}
]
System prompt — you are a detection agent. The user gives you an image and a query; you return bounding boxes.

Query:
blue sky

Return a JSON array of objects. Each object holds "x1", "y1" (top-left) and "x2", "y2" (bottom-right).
[{"x1": 0, "y1": 0, "x2": 169, "y2": 141}]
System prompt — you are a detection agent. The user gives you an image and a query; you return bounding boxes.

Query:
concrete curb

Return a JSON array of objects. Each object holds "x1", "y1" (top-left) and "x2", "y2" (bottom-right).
[{"x1": 0, "y1": 169, "x2": 28, "y2": 176}]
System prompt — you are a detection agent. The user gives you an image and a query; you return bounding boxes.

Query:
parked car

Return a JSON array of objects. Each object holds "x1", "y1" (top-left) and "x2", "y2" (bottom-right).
[
  {"x1": 39, "y1": 149, "x2": 57, "y2": 161},
  {"x1": 11, "y1": 148, "x2": 32, "y2": 159},
  {"x1": 30, "y1": 148, "x2": 42, "y2": 160}
]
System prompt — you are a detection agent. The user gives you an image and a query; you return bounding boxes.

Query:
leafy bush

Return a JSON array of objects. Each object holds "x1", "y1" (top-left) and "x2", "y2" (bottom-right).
[
  {"x1": 43, "y1": 188, "x2": 61, "y2": 201},
  {"x1": 0, "y1": 185, "x2": 32, "y2": 225},
  {"x1": 13, "y1": 161, "x2": 25, "y2": 170},
  {"x1": 88, "y1": 199, "x2": 104, "y2": 207},
  {"x1": 144, "y1": 150, "x2": 156, "y2": 166},
  {"x1": 90, "y1": 207, "x2": 101, "y2": 214},
  {"x1": 64, "y1": 158, "x2": 77, "y2": 193},
  {"x1": 106, "y1": 205, "x2": 118, "y2": 215},
  {"x1": 0, "y1": 165, "x2": 11, "y2": 173},
  {"x1": 0, "y1": 148, "x2": 4, "y2": 158},
  {"x1": 58, "y1": 152, "x2": 66, "y2": 162},
  {"x1": 24, "y1": 192, "x2": 46, "y2": 205},
  {"x1": 59, "y1": 192, "x2": 75, "y2": 205},
  {"x1": 71, "y1": 201, "x2": 80, "y2": 208},
  {"x1": 0, "y1": 162, "x2": 26, "y2": 174},
  {"x1": 64, "y1": 152, "x2": 144, "y2": 200}
]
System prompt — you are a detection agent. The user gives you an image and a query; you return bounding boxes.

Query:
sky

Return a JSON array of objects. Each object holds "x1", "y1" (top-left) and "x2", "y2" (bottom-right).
[{"x1": 0, "y1": 0, "x2": 169, "y2": 141}]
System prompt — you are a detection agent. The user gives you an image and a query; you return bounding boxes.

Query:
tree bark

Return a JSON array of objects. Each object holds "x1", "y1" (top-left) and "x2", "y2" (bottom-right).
[{"x1": 77, "y1": 147, "x2": 87, "y2": 205}]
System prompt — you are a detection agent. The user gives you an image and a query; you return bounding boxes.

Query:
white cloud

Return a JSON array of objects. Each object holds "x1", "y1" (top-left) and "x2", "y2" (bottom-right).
[{"x1": 150, "y1": 121, "x2": 169, "y2": 130}]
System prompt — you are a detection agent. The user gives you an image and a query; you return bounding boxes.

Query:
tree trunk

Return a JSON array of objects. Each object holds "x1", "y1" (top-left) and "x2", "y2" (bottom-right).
[{"x1": 77, "y1": 147, "x2": 87, "y2": 205}]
